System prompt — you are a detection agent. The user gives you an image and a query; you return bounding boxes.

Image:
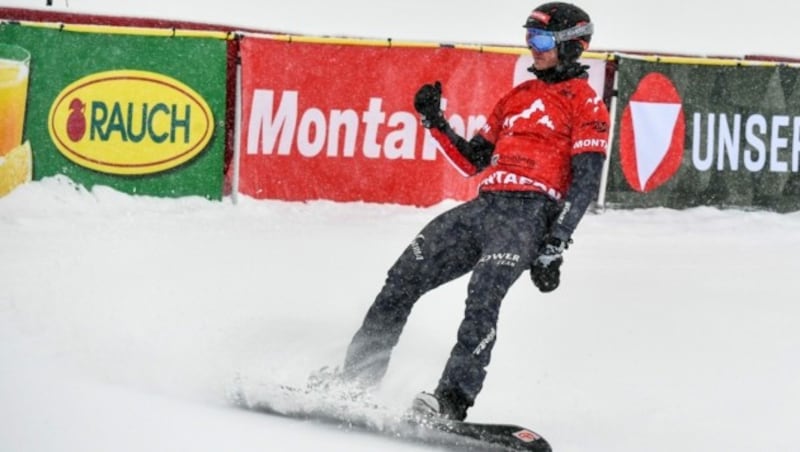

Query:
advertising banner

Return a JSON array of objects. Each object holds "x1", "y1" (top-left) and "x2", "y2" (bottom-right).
[
  {"x1": 605, "y1": 56, "x2": 800, "y2": 212},
  {"x1": 238, "y1": 37, "x2": 607, "y2": 206},
  {"x1": 0, "y1": 41, "x2": 31, "y2": 196},
  {"x1": 0, "y1": 23, "x2": 228, "y2": 199}
]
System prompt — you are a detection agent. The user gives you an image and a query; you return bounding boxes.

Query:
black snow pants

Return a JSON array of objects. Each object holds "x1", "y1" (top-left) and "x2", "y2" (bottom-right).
[{"x1": 343, "y1": 190, "x2": 558, "y2": 406}]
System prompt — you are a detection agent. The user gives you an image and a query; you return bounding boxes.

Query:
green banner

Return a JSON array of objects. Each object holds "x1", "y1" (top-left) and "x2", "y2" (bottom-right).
[
  {"x1": 0, "y1": 23, "x2": 228, "y2": 199},
  {"x1": 606, "y1": 57, "x2": 800, "y2": 212}
]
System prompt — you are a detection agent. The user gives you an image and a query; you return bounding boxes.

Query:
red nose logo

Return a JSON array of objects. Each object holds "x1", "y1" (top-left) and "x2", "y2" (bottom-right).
[
  {"x1": 619, "y1": 72, "x2": 685, "y2": 192},
  {"x1": 67, "y1": 98, "x2": 86, "y2": 142}
]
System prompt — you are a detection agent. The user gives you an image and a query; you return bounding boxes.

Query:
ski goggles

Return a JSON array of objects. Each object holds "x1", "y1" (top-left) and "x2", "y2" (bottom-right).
[
  {"x1": 525, "y1": 22, "x2": 594, "y2": 52},
  {"x1": 525, "y1": 29, "x2": 558, "y2": 52}
]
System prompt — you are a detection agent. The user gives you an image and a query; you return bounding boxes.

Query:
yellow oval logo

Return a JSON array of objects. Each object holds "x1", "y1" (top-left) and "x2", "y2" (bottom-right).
[{"x1": 48, "y1": 70, "x2": 214, "y2": 175}]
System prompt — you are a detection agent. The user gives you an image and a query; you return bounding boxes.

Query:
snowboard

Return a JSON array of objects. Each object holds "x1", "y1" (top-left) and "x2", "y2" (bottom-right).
[{"x1": 230, "y1": 381, "x2": 552, "y2": 452}]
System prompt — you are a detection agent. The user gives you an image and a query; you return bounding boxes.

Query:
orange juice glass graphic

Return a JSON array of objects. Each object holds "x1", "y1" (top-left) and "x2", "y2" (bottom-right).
[{"x1": 0, "y1": 43, "x2": 30, "y2": 156}]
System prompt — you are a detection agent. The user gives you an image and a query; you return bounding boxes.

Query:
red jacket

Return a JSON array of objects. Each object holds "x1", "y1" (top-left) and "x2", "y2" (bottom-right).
[{"x1": 434, "y1": 77, "x2": 609, "y2": 200}]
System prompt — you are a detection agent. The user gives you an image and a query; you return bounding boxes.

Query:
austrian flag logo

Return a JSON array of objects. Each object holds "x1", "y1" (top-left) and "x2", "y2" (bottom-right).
[{"x1": 619, "y1": 72, "x2": 685, "y2": 192}]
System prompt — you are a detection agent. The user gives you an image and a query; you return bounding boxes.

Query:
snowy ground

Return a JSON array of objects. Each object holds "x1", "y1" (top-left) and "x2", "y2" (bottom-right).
[
  {"x1": 2, "y1": 176, "x2": 799, "y2": 452},
  {"x1": 2, "y1": 1, "x2": 800, "y2": 451}
]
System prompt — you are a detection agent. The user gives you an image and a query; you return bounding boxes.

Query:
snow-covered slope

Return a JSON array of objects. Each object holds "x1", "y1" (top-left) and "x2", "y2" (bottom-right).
[{"x1": 2, "y1": 176, "x2": 799, "y2": 452}]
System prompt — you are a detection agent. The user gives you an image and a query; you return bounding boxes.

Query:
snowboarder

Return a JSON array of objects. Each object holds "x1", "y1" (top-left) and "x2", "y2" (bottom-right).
[{"x1": 335, "y1": 2, "x2": 610, "y2": 421}]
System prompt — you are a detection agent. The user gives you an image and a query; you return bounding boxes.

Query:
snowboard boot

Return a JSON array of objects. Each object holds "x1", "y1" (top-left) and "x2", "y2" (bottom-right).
[{"x1": 410, "y1": 388, "x2": 470, "y2": 421}]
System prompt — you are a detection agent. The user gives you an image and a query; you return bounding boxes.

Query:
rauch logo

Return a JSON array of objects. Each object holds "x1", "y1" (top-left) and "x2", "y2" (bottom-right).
[
  {"x1": 619, "y1": 72, "x2": 685, "y2": 192},
  {"x1": 48, "y1": 70, "x2": 214, "y2": 175}
]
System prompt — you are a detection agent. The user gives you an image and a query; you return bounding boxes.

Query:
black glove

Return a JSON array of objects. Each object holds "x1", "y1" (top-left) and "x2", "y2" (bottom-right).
[
  {"x1": 414, "y1": 81, "x2": 447, "y2": 129},
  {"x1": 531, "y1": 236, "x2": 569, "y2": 293}
]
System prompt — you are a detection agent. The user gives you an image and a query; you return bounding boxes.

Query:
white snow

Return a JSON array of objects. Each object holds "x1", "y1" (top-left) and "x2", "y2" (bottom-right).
[
  {"x1": 3, "y1": 175, "x2": 799, "y2": 452},
  {"x1": 2, "y1": 1, "x2": 800, "y2": 451}
]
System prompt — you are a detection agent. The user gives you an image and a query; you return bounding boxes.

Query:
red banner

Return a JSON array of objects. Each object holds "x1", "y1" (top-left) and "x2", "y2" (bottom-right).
[{"x1": 238, "y1": 38, "x2": 519, "y2": 206}]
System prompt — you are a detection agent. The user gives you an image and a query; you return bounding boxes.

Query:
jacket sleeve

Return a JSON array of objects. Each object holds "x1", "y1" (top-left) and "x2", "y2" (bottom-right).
[
  {"x1": 430, "y1": 123, "x2": 495, "y2": 176},
  {"x1": 549, "y1": 151, "x2": 605, "y2": 242}
]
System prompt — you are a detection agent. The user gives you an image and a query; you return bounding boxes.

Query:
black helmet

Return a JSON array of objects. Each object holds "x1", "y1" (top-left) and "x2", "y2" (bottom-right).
[{"x1": 523, "y1": 2, "x2": 593, "y2": 63}]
